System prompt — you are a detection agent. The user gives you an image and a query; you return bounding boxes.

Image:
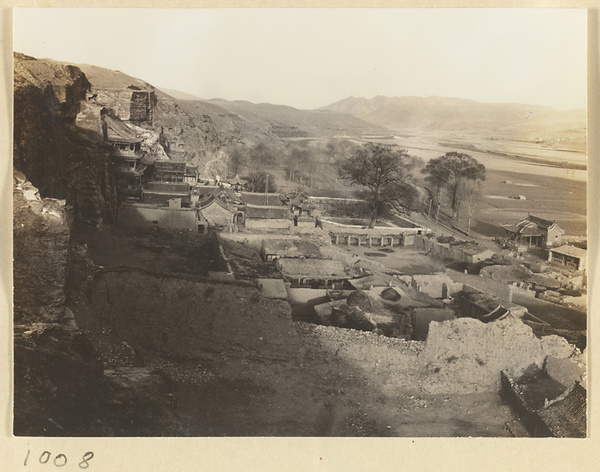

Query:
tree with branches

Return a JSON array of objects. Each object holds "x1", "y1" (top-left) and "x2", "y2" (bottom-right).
[
  {"x1": 460, "y1": 180, "x2": 483, "y2": 234},
  {"x1": 247, "y1": 171, "x2": 277, "y2": 193},
  {"x1": 336, "y1": 143, "x2": 419, "y2": 228},
  {"x1": 226, "y1": 145, "x2": 248, "y2": 176},
  {"x1": 248, "y1": 142, "x2": 276, "y2": 172},
  {"x1": 422, "y1": 152, "x2": 486, "y2": 219}
]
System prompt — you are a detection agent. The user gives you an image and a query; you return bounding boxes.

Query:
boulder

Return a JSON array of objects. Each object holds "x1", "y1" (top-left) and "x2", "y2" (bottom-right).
[
  {"x1": 345, "y1": 306, "x2": 377, "y2": 332},
  {"x1": 331, "y1": 305, "x2": 376, "y2": 332},
  {"x1": 347, "y1": 290, "x2": 373, "y2": 312}
]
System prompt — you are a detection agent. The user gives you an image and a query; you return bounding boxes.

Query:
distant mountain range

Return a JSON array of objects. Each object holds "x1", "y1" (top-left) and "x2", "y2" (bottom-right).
[
  {"x1": 34, "y1": 56, "x2": 585, "y2": 154},
  {"x1": 320, "y1": 95, "x2": 585, "y2": 139},
  {"x1": 156, "y1": 83, "x2": 586, "y2": 142}
]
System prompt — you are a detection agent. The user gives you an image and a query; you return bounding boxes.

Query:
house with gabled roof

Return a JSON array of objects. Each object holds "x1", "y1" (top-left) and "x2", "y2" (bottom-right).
[
  {"x1": 501, "y1": 214, "x2": 564, "y2": 249},
  {"x1": 198, "y1": 195, "x2": 244, "y2": 230}
]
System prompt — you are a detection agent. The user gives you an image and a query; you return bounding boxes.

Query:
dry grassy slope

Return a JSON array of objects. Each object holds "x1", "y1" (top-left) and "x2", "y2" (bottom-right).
[
  {"x1": 25, "y1": 57, "x2": 390, "y2": 182},
  {"x1": 206, "y1": 98, "x2": 392, "y2": 138},
  {"x1": 68, "y1": 61, "x2": 389, "y2": 170},
  {"x1": 323, "y1": 95, "x2": 586, "y2": 140}
]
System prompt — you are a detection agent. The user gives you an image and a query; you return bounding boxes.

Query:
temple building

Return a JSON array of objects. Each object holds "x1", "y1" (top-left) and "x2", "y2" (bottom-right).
[
  {"x1": 152, "y1": 160, "x2": 186, "y2": 183},
  {"x1": 102, "y1": 111, "x2": 146, "y2": 200},
  {"x1": 501, "y1": 214, "x2": 564, "y2": 249}
]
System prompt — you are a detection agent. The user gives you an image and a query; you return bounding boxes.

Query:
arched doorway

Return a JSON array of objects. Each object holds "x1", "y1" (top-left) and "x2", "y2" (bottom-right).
[{"x1": 234, "y1": 211, "x2": 245, "y2": 230}]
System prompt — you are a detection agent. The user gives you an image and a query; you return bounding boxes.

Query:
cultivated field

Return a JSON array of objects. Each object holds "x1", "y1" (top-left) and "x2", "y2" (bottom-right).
[
  {"x1": 361, "y1": 133, "x2": 587, "y2": 237},
  {"x1": 277, "y1": 133, "x2": 587, "y2": 237}
]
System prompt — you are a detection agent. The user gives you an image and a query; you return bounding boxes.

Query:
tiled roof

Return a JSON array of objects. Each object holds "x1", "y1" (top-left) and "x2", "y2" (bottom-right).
[
  {"x1": 153, "y1": 160, "x2": 186, "y2": 173},
  {"x1": 228, "y1": 174, "x2": 247, "y2": 185},
  {"x1": 103, "y1": 114, "x2": 142, "y2": 144},
  {"x1": 198, "y1": 195, "x2": 237, "y2": 213},
  {"x1": 538, "y1": 382, "x2": 587, "y2": 438},
  {"x1": 551, "y1": 245, "x2": 587, "y2": 259},
  {"x1": 245, "y1": 204, "x2": 290, "y2": 219},
  {"x1": 527, "y1": 214, "x2": 555, "y2": 229}
]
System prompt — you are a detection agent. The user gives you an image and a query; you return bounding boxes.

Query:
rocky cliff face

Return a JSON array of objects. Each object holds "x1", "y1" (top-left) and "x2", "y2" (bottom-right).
[
  {"x1": 13, "y1": 171, "x2": 72, "y2": 325},
  {"x1": 12, "y1": 54, "x2": 183, "y2": 436},
  {"x1": 13, "y1": 173, "x2": 182, "y2": 436},
  {"x1": 14, "y1": 53, "x2": 118, "y2": 224},
  {"x1": 74, "y1": 62, "x2": 230, "y2": 169}
]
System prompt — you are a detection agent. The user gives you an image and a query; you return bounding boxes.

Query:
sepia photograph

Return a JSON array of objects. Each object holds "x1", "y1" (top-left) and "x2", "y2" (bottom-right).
[{"x1": 9, "y1": 5, "x2": 589, "y2": 445}]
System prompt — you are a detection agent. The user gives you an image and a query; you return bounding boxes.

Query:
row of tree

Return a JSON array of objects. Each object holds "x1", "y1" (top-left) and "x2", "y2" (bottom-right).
[
  {"x1": 220, "y1": 140, "x2": 487, "y2": 230},
  {"x1": 335, "y1": 144, "x2": 486, "y2": 230}
]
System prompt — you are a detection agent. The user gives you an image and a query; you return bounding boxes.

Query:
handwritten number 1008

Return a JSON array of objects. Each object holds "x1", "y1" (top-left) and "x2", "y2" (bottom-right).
[{"x1": 24, "y1": 450, "x2": 94, "y2": 469}]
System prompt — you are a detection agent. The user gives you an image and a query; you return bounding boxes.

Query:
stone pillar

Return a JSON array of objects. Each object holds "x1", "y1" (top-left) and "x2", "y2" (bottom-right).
[{"x1": 368, "y1": 237, "x2": 372, "y2": 247}]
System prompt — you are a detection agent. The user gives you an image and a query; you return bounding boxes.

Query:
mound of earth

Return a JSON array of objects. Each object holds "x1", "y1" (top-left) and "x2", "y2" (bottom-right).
[{"x1": 419, "y1": 317, "x2": 584, "y2": 394}]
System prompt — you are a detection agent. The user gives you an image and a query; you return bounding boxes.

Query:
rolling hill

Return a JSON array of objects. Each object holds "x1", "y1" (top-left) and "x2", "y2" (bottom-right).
[
  {"x1": 321, "y1": 96, "x2": 586, "y2": 140},
  {"x1": 69, "y1": 63, "x2": 391, "y2": 156}
]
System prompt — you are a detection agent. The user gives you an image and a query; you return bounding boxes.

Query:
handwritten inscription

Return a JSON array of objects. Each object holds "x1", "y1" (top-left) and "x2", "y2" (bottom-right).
[{"x1": 24, "y1": 450, "x2": 94, "y2": 469}]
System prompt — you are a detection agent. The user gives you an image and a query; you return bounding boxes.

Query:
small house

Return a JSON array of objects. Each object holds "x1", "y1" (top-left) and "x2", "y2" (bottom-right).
[
  {"x1": 549, "y1": 245, "x2": 587, "y2": 272},
  {"x1": 501, "y1": 214, "x2": 564, "y2": 249},
  {"x1": 228, "y1": 174, "x2": 248, "y2": 191},
  {"x1": 456, "y1": 243, "x2": 495, "y2": 264},
  {"x1": 289, "y1": 193, "x2": 315, "y2": 217}
]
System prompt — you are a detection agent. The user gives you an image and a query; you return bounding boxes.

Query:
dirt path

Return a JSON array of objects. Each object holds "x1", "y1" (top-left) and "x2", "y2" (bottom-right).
[{"x1": 148, "y1": 324, "x2": 523, "y2": 437}]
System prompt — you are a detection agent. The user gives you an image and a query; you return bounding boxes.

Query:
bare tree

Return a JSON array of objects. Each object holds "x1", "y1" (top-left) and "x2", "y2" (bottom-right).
[
  {"x1": 336, "y1": 143, "x2": 419, "y2": 228},
  {"x1": 460, "y1": 180, "x2": 483, "y2": 234},
  {"x1": 423, "y1": 152, "x2": 486, "y2": 219}
]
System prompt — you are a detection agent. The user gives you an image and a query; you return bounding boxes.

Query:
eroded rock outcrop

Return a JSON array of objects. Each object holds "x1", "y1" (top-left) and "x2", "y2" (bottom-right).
[
  {"x1": 420, "y1": 317, "x2": 584, "y2": 394},
  {"x1": 14, "y1": 52, "x2": 118, "y2": 223}
]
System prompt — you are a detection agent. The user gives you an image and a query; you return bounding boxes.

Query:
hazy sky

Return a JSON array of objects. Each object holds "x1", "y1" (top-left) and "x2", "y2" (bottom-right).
[{"x1": 14, "y1": 8, "x2": 587, "y2": 110}]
